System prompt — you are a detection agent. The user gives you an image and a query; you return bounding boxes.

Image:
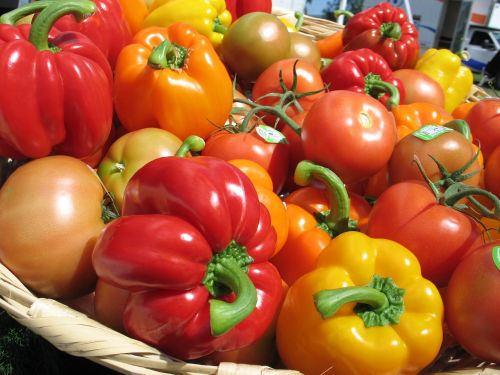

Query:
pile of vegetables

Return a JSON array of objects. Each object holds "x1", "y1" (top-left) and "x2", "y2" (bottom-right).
[{"x1": 0, "y1": 0, "x2": 499, "y2": 374}]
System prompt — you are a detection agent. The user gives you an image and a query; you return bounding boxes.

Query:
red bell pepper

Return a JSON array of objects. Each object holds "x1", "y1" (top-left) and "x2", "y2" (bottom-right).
[
  {"x1": 92, "y1": 145, "x2": 284, "y2": 360},
  {"x1": 321, "y1": 48, "x2": 405, "y2": 109},
  {"x1": 51, "y1": 0, "x2": 132, "y2": 69},
  {"x1": 342, "y1": 2, "x2": 419, "y2": 70},
  {"x1": 225, "y1": 0, "x2": 272, "y2": 21},
  {"x1": 0, "y1": 1, "x2": 113, "y2": 159}
]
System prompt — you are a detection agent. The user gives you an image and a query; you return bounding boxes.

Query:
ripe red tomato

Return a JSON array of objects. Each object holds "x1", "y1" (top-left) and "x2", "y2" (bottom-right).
[
  {"x1": 202, "y1": 129, "x2": 289, "y2": 194},
  {"x1": 484, "y1": 145, "x2": 500, "y2": 198},
  {"x1": 465, "y1": 98, "x2": 500, "y2": 161},
  {"x1": 0, "y1": 156, "x2": 106, "y2": 299},
  {"x1": 252, "y1": 58, "x2": 325, "y2": 130},
  {"x1": 301, "y1": 90, "x2": 397, "y2": 184},
  {"x1": 445, "y1": 240, "x2": 500, "y2": 363},
  {"x1": 392, "y1": 69, "x2": 445, "y2": 108},
  {"x1": 366, "y1": 180, "x2": 484, "y2": 287}
]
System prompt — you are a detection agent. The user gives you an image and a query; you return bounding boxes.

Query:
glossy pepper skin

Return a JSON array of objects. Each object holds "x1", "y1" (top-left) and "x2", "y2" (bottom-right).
[
  {"x1": 276, "y1": 231, "x2": 444, "y2": 375},
  {"x1": 271, "y1": 161, "x2": 371, "y2": 286},
  {"x1": 321, "y1": 48, "x2": 405, "y2": 108},
  {"x1": 225, "y1": 0, "x2": 272, "y2": 21},
  {"x1": 142, "y1": 0, "x2": 232, "y2": 47},
  {"x1": 342, "y1": 2, "x2": 419, "y2": 70},
  {"x1": 391, "y1": 102, "x2": 453, "y2": 140},
  {"x1": 117, "y1": 0, "x2": 149, "y2": 35},
  {"x1": 51, "y1": 0, "x2": 132, "y2": 69},
  {"x1": 92, "y1": 155, "x2": 284, "y2": 360},
  {"x1": 113, "y1": 24, "x2": 233, "y2": 141},
  {"x1": 0, "y1": 1, "x2": 113, "y2": 159},
  {"x1": 415, "y1": 48, "x2": 474, "y2": 114}
]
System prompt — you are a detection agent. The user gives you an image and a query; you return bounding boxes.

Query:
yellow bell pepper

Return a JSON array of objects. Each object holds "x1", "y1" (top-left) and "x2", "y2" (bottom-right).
[
  {"x1": 276, "y1": 231, "x2": 444, "y2": 375},
  {"x1": 142, "y1": 0, "x2": 231, "y2": 47},
  {"x1": 415, "y1": 48, "x2": 473, "y2": 113}
]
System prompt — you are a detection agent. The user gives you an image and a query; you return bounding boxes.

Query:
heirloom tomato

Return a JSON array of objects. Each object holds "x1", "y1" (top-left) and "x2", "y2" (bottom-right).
[
  {"x1": 220, "y1": 12, "x2": 291, "y2": 83},
  {"x1": 301, "y1": 90, "x2": 397, "y2": 184},
  {"x1": 0, "y1": 156, "x2": 107, "y2": 299},
  {"x1": 252, "y1": 58, "x2": 325, "y2": 130},
  {"x1": 288, "y1": 33, "x2": 321, "y2": 71},
  {"x1": 388, "y1": 126, "x2": 481, "y2": 187},
  {"x1": 97, "y1": 127, "x2": 184, "y2": 211},
  {"x1": 445, "y1": 240, "x2": 500, "y2": 363},
  {"x1": 392, "y1": 68, "x2": 445, "y2": 108}
]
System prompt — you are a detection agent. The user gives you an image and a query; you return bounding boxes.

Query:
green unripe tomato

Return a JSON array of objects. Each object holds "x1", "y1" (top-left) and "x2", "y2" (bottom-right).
[{"x1": 221, "y1": 12, "x2": 291, "y2": 83}]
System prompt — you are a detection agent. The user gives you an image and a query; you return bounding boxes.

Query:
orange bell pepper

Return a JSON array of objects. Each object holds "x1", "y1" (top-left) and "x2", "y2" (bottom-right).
[
  {"x1": 391, "y1": 102, "x2": 453, "y2": 140},
  {"x1": 270, "y1": 160, "x2": 371, "y2": 285},
  {"x1": 229, "y1": 159, "x2": 289, "y2": 255},
  {"x1": 316, "y1": 30, "x2": 343, "y2": 60},
  {"x1": 117, "y1": 0, "x2": 150, "y2": 35},
  {"x1": 276, "y1": 231, "x2": 444, "y2": 375},
  {"x1": 113, "y1": 23, "x2": 233, "y2": 141}
]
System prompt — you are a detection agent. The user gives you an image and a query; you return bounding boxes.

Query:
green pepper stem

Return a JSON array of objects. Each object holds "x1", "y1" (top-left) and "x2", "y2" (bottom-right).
[
  {"x1": 456, "y1": 50, "x2": 471, "y2": 62},
  {"x1": 175, "y1": 135, "x2": 205, "y2": 157},
  {"x1": 0, "y1": 0, "x2": 55, "y2": 25},
  {"x1": 294, "y1": 11, "x2": 305, "y2": 31},
  {"x1": 209, "y1": 257, "x2": 257, "y2": 336},
  {"x1": 314, "y1": 275, "x2": 405, "y2": 328},
  {"x1": 380, "y1": 22, "x2": 402, "y2": 41},
  {"x1": 364, "y1": 73, "x2": 400, "y2": 110},
  {"x1": 315, "y1": 286, "x2": 389, "y2": 319},
  {"x1": 213, "y1": 17, "x2": 227, "y2": 34},
  {"x1": 148, "y1": 40, "x2": 188, "y2": 70},
  {"x1": 333, "y1": 9, "x2": 354, "y2": 21},
  {"x1": 28, "y1": 0, "x2": 96, "y2": 52},
  {"x1": 443, "y1": 119, "x2": 472, "y2": 142},
  {"x1": 294, "y1": 160, "x2": 355, "y2": 235}
]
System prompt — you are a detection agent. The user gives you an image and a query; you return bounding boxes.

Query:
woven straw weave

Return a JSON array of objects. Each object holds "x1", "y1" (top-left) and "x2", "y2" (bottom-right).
[{"x1": 0, "y1": 262, "x2": 301, "y2": 375}]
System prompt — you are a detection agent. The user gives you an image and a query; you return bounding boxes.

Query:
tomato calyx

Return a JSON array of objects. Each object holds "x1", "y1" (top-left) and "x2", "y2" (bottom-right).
[
  {"x1": 413, "y1": 151, "x2": 500, "y2": 221},
  {"x1": 232, "y1": 61, "x2": 326, "y2": 135},
  {"x1": 295, "y1": 160, "x2": 359, "y2": 237}
]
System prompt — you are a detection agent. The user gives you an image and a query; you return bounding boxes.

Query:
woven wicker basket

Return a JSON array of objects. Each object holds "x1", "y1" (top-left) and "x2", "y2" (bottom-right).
[{"x1": 0, "y1": 8, "x2": 498, "y2": 375}]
